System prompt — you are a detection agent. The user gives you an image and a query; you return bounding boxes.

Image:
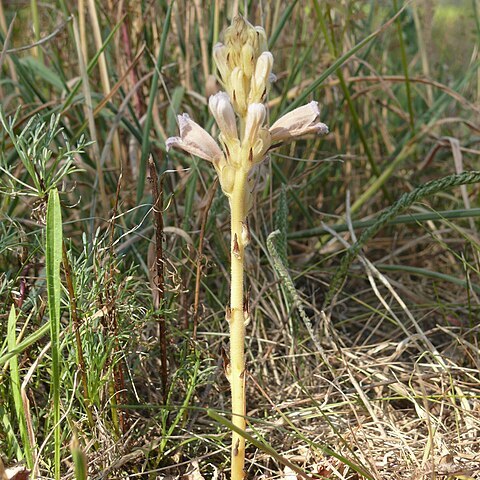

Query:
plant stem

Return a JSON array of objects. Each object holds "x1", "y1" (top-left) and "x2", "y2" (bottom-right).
[{"x1": 230, "y1": 167, "x2": 248, "y2": 480}]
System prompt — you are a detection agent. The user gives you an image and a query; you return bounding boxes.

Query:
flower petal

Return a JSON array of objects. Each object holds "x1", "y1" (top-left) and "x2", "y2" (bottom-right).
[
  {"x1": 166, "y1": 113, "x2": 224, "y2": 163},
  {"x1": 269, "y1": 101, "x2": 328, "y2": 144}
]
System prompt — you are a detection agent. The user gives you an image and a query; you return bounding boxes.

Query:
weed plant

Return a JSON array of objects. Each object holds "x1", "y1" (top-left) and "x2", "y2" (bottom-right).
[{"x1": 1, "y1": 2, "x2": 480, "y2": 479}]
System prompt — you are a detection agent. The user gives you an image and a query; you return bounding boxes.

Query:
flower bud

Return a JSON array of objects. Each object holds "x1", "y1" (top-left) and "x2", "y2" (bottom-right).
[
  {"x1": 250, "y1": 128, "x2": 271, "y2": 163},
  {"x1": 213, "y1": 43, "x2": 229, "y2": 83},
  {"x1": 241, "y1": 44, "x2": 255, "y2": 78},
  {"x1": 209, "y1": 92, "x2": 238, "y2": 142},
  {"x1": 249, "y1": 52, "x2": 274, "y2": 104},
  {"x1": 228, "y1": 67, "x2": 248, "y2": 115},
  {"x1": 254, "y1": 27, "x2": 268, "y2": 53},
  {"x1": 220, "y1": 164, "x2": 236, "y2": 194}
]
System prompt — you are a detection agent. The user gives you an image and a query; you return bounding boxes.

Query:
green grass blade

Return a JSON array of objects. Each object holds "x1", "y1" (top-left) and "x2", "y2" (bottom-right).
[
  {"x1": 46, "y1": 188, "x2": 63, "y2": 480},
  {"x1": 7, "y1": 304, "x2": 33, "y2": 466},
  {"x1": 393, "y1": 0, "x2": 415, "y2": 131},
  {"x1": 376, "y1": 264, "x2": 480, "y2": 295},
  {"x1": 71, "y1": 435, "x2": 87, "y2": 480},
  {"x1": 0, "y1": 405, "x2": 23, "y2": 461},
  {"x1": 286, "y1": 2, "x2": 407, "y2": 112},
  {"x1": 289, "y1": 207, "x2": 480, "y2": 240},
  {"x1": 324, "y1": 171, "x2": 480, "y2": 307},
  {"x1": 0, "y1": 322, "x2": 50, "y2": 367},
  {"x1": 268, "y1": 0, "x2": 298, "y2": 49}
]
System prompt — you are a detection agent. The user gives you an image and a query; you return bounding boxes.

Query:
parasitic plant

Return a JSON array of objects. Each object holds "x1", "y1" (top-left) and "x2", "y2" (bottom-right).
[{"x1": 166, "y1": 16, "x2": 328, "y2": 479}]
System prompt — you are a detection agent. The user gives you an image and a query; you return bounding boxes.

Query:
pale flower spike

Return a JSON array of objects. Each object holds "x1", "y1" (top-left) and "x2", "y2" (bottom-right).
[{"x1": 165, "y1": 15, "x2": 328, "y2": 480}]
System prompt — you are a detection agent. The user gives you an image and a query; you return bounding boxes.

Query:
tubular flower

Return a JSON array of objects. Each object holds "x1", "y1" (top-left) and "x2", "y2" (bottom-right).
[
  {"x1": 166, "y1": 113, "x2": 224, "y2": 166},
  {"x1": 213, "y1": 43, "x2": 229, "y2": 84},
  {"x1": 269, "y1": 100, "x2": 329, "y2": 146},
  {"x1": 243, "y1": 103, "x2": 266, "y2": 148}
]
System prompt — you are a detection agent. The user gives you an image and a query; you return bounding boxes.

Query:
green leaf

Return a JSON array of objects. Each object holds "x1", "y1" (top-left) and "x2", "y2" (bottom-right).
[
  {"x1": 46, "y1": 188, "x2": 63, "y2": 480},
  {"x1": 7, "y1": 305, "x2": 33, "y2": 466},
  {"x1": 20, "y1": 57, "x2": 64, "y2": 91}
]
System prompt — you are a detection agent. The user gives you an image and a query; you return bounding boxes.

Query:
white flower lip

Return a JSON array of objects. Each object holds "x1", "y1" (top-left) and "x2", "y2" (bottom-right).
[
  {"x1": 269, "y1": 100, "x2": 329, "y2": 144},
  {"x1": 166, "y1": 113, "x2": 224, "y2": 164},
  {"x1": 209, "y1": 92, "x2": 238, "y2": 142}
]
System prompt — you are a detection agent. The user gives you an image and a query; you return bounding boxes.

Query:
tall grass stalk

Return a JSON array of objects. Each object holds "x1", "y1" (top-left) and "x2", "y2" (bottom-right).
[
  {"x1": 86, "y1": 0, "x2": 121, "y2": 169},
  {"x1": 30, "y1": 0, "x2": 42, "y2": 62},
  {"x1": 72, "y1": 16, "x2": 107, "y2": 208},
  {"x1": 137, "y1": 2, "x2": 173, "y2": 202},
  {"x1": 393, "y1": 0, "x2": 415, "y2": 131}
]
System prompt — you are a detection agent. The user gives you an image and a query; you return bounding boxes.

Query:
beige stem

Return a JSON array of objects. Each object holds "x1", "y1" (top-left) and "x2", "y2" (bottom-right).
[{"x1": 230, "y1": 167, "x2": 248, "y2": 480}]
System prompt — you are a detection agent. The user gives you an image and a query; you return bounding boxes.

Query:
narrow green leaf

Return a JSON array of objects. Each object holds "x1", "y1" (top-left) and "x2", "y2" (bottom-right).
[
  {"x1": 46, "y1": 188, "x2": 63, "y2": 480},
  {"x1": 7, "y1": 305, "x2": 33, "y2": 466},
  {"x1": 71, "y1": 436, "x2": 88, "y2": 480},
  {"x1": 167, "y1": 86, "x2": 186, "y2": 134},
  {"x1": 0, "y1": 322, "x2": 50, "y2": 367},
  {"x1": 268, "y1": 0, "x2": 299, "y2": 49},
  {"x1": 286, "y1": 3, "x2": 408, "y2": 112},
  {"x1": 377, "y1": 264, "x2": 480, "y2": 295},
  {"x1": 289, "y1": 208, "x2": 480, "y2": 240},
  {"x1": 20, "y1": 57, "x2": 64, "y2": 91}
]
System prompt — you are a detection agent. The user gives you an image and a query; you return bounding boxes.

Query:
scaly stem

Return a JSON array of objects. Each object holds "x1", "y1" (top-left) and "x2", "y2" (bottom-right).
[{"x1": 230, "y1": 167, "x2": 248, "y2": 480}]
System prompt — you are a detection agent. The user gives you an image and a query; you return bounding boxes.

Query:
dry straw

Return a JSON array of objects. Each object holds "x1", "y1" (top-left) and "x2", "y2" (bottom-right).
[{"x1": 167, "y1": 15, "x2": 328, "y2": 479}]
